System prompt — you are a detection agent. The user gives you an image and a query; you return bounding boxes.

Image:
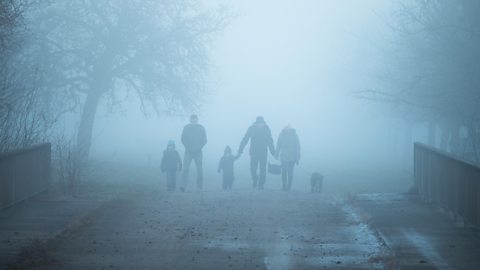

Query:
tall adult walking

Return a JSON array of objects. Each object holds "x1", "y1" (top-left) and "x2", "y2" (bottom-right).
[
  {"x1": 238, "y1": 116, "x2": 275, "y2": 189},
  {"x1": 180, "y1": 114, "x2": 207, "y2": 191},
  {"x1": 275, "y1": 124, "x2": 300, "y2": 191}
]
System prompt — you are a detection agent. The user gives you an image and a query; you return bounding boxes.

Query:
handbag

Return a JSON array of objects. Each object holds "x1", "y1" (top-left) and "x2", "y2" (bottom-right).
[{"x1": 268, "y1": 161, "x2": 282, "y2": 175}]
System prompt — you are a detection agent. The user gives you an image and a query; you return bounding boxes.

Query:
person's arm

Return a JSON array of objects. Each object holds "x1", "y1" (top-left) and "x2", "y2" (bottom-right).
[
  {"x1": 295, "y1": 133, "x2": 301, "y2": 164},
  {"x1": 267, "y1": 127, "x2": 275, "y2": 156},
  {"x1": 238, "y1": 127, "x2": 251, "y2": 155},
  {"x1": 176, "y1": 152, "x2": 182, "y2": 171},
  {"x1": 161, "y1": 154, "x2": 166, "y2": 172},
  {"x1": 217, "y1": 158, "x2": 223, "y2": 173},
  {"x1": 201, "y1": 126, "x2": 207, "y2": 148},
  {"x1": 275, "y1": 134, "x2": 282, "y2": 160},
  {"x1": 181, "y1": 125, "x2": 187, "y2": 148}
]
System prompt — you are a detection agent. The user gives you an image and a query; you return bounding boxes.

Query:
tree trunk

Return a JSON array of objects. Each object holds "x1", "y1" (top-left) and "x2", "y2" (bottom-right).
[{"x1": 76, "y1": 92, "x2": 102, "y2": 161}]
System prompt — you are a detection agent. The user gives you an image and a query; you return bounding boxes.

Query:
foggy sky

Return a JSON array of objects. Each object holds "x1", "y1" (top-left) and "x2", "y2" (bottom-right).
[{"x1": 90, "y1": 0, "x2": 413, "y2": 192}]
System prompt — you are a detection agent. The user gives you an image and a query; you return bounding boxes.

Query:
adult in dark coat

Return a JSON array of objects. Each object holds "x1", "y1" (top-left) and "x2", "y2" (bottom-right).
[
  {"x1": 238, "y1": 116, "x2": 275, "y2": 189},
  {"x1": 180, "y1": 114, "x2": 207, "y2": 191},
  {"x1": 275, "y1": 125, "x2": 300, "y2": 191}
]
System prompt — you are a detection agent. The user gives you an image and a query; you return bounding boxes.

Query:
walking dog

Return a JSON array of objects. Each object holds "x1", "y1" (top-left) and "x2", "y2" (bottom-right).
[{"x1": 310, "y1": 172, "x2": 323, "y2": 193}]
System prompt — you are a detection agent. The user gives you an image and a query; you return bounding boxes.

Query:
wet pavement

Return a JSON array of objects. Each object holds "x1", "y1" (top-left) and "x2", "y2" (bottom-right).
[
  {"x1": 0, "y1": 192, "x2": 111, "y2": 269},
  {"x1": 354, "y1": 193, "x2": 480, "y2": 270},
  {"x1": 6, "y1": 187, "x2": 480, "y2": 270},
  {"x1": 34, "y1": 190, "x2": 390, "y2": 270}
]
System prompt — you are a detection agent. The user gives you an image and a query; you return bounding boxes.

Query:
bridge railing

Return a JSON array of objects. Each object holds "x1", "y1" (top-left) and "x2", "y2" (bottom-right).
[
  {"x1": 0, "y1": 143, "x2": 51, "y2": 209},
  {"x1": 414, "y1": 142, "x2": 480, "y2": 229}
]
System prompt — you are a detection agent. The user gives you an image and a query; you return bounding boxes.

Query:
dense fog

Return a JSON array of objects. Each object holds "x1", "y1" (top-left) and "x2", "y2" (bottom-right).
[
  {"x1": 8, "y1": 0, "x2": 468, "y2": 194},
  {"x1": 5, "y1": 1, "x2": 480, "y2": 269},
  {"x1": 85, "y1": 0, "x2": 412, "y2": 193}
]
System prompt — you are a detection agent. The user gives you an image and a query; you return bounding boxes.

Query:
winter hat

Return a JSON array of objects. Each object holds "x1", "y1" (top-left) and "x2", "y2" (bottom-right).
[
  {"x1": 167, "y1": 140, "x2": 175, "y2": 148},
  {"x1": 224, "y1": 146, "x2": 232, "y2": 154},
  {"x1": 255, "y1": 116, "x2": 265, "y2": 124}
]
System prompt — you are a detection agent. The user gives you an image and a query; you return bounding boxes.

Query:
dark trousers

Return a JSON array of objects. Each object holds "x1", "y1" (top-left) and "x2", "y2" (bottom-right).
[
  {"x1": 181, "y1": 151, "x2": 203, "y2": 190},
  {"x1": 281, "y1": 161, "x2": 295, "y2": 191},
  {"x1": 166, "y1": 171, "x2": 177, "y2": 191},
  {"x1": 250, "y1": 155, "x2": 267, "y2": 188},
  {"x1": 222, "y1": 176, "x2": 234, "y2": 190}
]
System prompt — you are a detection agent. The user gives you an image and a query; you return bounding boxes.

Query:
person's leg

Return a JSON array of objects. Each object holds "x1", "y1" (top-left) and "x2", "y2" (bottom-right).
[
  {"x1": 310, "y1": 175, "x2": 315, "y2": 193},
  {"x1": 167, "y1": 172, "x2": 176, "y2": 191},
  {"x1": 226, "y1": 177, "x2": 232, "y2": 189},
  {"x1": 181, "y1": 152, "x2": 193, "y2": 191},
  {"x1": 166, "y1": 172, "x2": 171, "y2": 191},
  {"x1": 193, "y1": 152, "x2": 203, "y2": 189},
  {"x1": 281, "y1": 161, "x2": 287, "y2": 190},
  {"x1": 172, "y1": 172, "x2": 177, "y2": 191},
  {"x1": 258, "y1": 155, "x2": 267, "y2": 189},
  {"x1": 250, "y1": 156, "x2": 259, "y2": 188},
  {"x1": 287, "y1": 162, "x2": 294, "y2": 191},
  {"x1": 222, "y1": 175, "x2": 227, "y2": 190}
]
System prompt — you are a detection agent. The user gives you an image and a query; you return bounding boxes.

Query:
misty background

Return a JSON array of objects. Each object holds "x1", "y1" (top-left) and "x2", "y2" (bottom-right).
[
  {"x1": 6, "y1": 0, "x2": 475, "y2": 194},
  {"x1": 88, "y1": 0, "x2": 410, "y2": 193}
]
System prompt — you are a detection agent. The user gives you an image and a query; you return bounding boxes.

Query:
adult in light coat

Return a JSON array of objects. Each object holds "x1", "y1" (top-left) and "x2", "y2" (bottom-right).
[{"x1": 275, "y1": 124, "x2": 300, "y2": 191}]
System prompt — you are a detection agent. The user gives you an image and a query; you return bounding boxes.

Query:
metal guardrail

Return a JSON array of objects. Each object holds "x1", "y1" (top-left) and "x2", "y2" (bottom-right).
[
  {"x1": 414, "y1": 142, "x2": 480, "y2": 229},
  {"x1": 0, "y1": 143, "x2": 51, "y2": 209}
]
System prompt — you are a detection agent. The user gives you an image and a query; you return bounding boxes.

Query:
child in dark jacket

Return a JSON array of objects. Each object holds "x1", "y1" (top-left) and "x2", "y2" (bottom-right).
[
  {"x1": 161, "y1": 140, "x2": 182, "y2": 191},
  {"x1": 218, "y1": 146, "x2": 240, "y2": 190}
]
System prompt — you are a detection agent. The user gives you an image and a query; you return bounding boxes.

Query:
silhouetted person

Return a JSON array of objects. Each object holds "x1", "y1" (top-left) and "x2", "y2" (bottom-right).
[
  {"x1": 161, "y1": 140, "x2": 182, "y2": 192},
  {"x1": 218, "y1": 146, "x2": 240, "y2": 190},
  {"x1": 238, "y1": 116, "x2": 275, "y2": 189},
  {"x1": 275, "y1": 124, "x2": 300, "y2": 191},
  {"x1": 180, "y1": 114, "x2": 207, "y2": 191}
]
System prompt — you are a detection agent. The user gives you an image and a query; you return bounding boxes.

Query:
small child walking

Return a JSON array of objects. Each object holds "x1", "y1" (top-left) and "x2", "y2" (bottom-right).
[
  {"x1": 161, "y1": 140, "x2": 182, "y2": 191},
  {"x1": 217, "y1": 146, "x2": 239, "y2": 190}
]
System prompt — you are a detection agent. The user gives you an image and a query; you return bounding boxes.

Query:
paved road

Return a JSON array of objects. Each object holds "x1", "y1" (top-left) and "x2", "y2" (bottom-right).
[
  {"x1": 38, "y1": 190, "x2": 390, "y2": 270},
  {"x1": 354, "y1": 193, "x2": 480, "y2": 270},
  {"x1": 0, "y1": 192, "x2": 111, "y2": 269}
]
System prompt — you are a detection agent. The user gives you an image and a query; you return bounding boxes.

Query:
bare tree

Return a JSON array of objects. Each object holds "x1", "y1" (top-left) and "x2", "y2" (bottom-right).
[
  {"x1": 0, "y1": 0, "x2": 55, "y2": 153},
  {"x1": 0, "y1": 0, "x2": 25, "y2": 51},
  {"x1": 27, "y1": 0, "x2": 232, "y2": 160},
  {"x1": 361, "y1": 0, "x2": 480, "y2": 160}
]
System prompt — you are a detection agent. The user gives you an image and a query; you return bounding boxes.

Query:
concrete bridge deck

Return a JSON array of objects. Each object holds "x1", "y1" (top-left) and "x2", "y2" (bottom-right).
[{"x1": 1, "y1": 188, "x2": 480, "y2": 270}]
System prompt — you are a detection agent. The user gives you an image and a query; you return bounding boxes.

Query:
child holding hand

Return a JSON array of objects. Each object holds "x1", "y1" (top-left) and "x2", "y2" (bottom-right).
[{"x1": 218, "y1": 146, "x2": 240, "y2": 190}]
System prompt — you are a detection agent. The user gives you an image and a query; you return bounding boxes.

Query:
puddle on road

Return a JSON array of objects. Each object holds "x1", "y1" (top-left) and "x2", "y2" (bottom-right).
[{"x1": 263, "y1": 240, "x2": 293, "y2": 270}]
